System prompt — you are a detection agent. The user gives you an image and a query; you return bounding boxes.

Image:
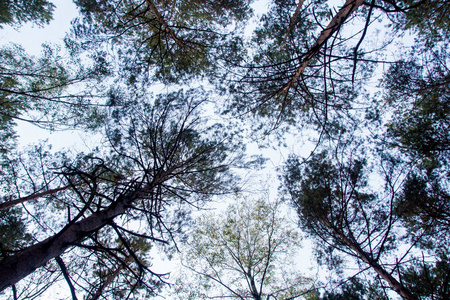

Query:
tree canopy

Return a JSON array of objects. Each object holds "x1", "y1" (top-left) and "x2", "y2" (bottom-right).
[
  {"x1": 174, "y1": 196, "x2": 311, "y2": 300},
  {"x1": 0, "y1": 0, "x2": 449, "y2": 299},
  {"x1": 0, "y1": 0, "x2": 54, "y2": 28}
]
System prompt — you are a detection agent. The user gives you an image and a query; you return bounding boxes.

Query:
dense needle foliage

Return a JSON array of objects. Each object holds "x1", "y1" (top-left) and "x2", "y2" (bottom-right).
[{"x1": 0, "y1": 0, "x2": 449, "y2": 299}]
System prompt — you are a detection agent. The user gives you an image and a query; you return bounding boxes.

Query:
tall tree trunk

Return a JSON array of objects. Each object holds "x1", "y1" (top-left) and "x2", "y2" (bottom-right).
[
  {"x1": 331, "y1": 225, "x2": 419, "y2": 300},
  {"x1": 281, "y1": 0, "x2": 365, "y2": 94},
  {"x1": 248, "y1": 274, "x2": 261, "y2": 300},
  {"x1": 0, "y1": 187, "x2": 139, "y2": 292}
]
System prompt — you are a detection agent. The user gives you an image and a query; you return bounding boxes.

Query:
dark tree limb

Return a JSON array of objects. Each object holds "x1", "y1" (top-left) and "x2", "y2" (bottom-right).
[
  {"x1": 12, "y1": 285, "x2": 17, "y2": 300},
  {"x1": 55, "y1": 256, "x2": 78, "y2": 300},
  {"x1": 0, "y1": 184, "x2": 75, "y2": 211},
  {"x1": 351, "y1": 0, "x2": 375, "y2": 84},
  {"x1": 281, "y1": 0, "x2": 365, "y2": 95}
]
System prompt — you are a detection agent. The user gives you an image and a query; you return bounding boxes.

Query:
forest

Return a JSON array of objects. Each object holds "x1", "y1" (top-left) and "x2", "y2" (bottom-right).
[{"x1": 0, "y1": 0, "x2": 449, "y2": 299}]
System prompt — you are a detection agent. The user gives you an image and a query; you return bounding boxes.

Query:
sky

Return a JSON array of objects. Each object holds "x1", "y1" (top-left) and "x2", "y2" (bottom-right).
[
  {"x1": 0, "y1": 0, "x2": 92, "y2": 152},
  {"x1": 0, "y1": 0, "x2": 78, "y2": 54},
  {"x1": 1, "y1": 0, "x2": 438, "y2": 298},
  {"x1": 0, "y1": 1, "x2": 332, "y2": 298}
]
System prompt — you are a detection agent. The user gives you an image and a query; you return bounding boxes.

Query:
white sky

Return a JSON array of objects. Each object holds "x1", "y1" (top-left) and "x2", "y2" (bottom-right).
[
  {"x1": 0, "y1": 0, "x2": 93, "y2": 152},
  {"x1": 0, "y1": 0, "x2": 78, "y2": 54},
  {"x1": 0, "y1": 0, "x2": 362, "y2": 298}
]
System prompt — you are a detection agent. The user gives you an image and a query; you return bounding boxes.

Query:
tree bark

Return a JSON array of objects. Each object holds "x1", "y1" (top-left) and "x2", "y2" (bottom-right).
[
  {"x1": 281, "y1": 0, "x2": 365, "y2": 94},
  {"x1": 145, "y1": 0, "x2": 187, "y2": 49},
  {"x1": 0, "y1": 187, "x2": 137, "y2": 292},
  {"x1": 0, "y1": 183, "x2": 80, "y2": 211},
  {"x1": 331, "y1": 225, "x2": 419, "y2": 300}
]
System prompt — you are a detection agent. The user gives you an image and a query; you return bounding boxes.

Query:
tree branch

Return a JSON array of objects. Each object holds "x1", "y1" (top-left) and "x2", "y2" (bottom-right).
[
  {"x1": 55, "y1": 256, "x2": 78, "y2": 300},
  {"x1": 145, "y1": 0, "x2": 187, "y2": 49},
  {"x1": 281, "y1": 0, "x2": 365, "y2": 95},
  {"x1": 0, "y1": 183, "x2": 82, "y2": 211},
  {"x1": 281, "y1": 0, "x2": 306, "y2": 50}
]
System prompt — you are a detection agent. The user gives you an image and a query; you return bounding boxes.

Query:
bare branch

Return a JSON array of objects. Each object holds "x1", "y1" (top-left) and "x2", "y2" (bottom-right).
[
  {"x1": 281, "y1": 0, "x2": 306, "y2": 50},
  {"x1": 55, "y1": 256, "x2": 78, "y2": 300}
]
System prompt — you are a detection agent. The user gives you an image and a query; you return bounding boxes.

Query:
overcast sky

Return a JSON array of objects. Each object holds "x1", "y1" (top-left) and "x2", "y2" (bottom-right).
[
  {"x1": 0, "y1": 1, "x2": 102, "y2": 152},
  {"x1": 0, "y1": 1, "x2": 318, "y2": 298}
]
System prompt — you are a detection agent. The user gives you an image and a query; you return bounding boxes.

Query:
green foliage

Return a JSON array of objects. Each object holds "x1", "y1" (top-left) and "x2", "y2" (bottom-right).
[
  {"x1": 283, "y1": 151, "x2": 377, "y2": 245},
  {"x1": 401, "y1": 253, "x2": 450, "y2": 300},
  {"x1": 321, "y1": 278, "x2": 366, "y2": 300},
  {"x1": 70, "y1": 0, "x2": 252, "y2": 84},
  {"x1": 383, "y1": 50, "x2": 450, "y2": 169},
  {"x1": 174, "y1": 196, "x2": 312, "y2": 300},
  {"x1": 320, "y1": 276, "x2": 393, "y2": 300},
  {"x1": 0, "y1": 0, "x2": 54, "y2": 28},
  {"x1": 395, "y1": 171, "x2": 450, "y2": 249},
  {"x1": 390, "y1": 0, "x2": 450, "y2": 44},
  {"x1": 0, "y1": 208, "x2": 31, "y2": 259}
]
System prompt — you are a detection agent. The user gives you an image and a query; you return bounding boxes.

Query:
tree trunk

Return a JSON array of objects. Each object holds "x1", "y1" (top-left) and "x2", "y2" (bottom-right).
[
  {"x1": 249, "y1": 275, "x2": 261, "y2": 300},
  {"x1": 0, "y1": 157, "x2": 182, "y2": 291},
  {"x1": 364, "y1": 256, "x2": 419, "y2": 300},
  {"x1": 281, "y1": 0, "x2": 365, "y2": 94},
  {"x1": 332, "y1": 226, "x2": 419, "y2": 300},
  {"x1": 0, "y1": 188, "x2": 137, "y2": 292}
]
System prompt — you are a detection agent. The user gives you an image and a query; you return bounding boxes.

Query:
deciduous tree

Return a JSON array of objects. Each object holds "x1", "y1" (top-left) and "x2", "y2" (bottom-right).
[{"x1": 174, "y1": 196, "x2": 312, "y2": 300}]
